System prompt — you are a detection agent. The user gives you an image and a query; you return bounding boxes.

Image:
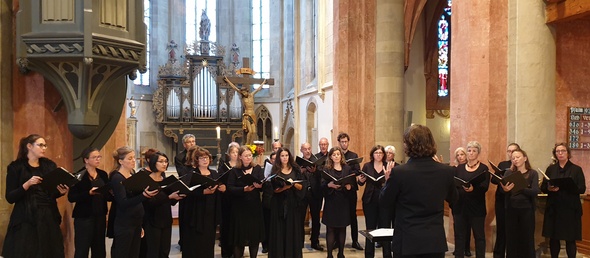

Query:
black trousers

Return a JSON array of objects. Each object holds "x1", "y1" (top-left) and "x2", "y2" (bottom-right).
[
  {"x1": 453, "y1": 213, "x2": 485, "y2": 258},
  {"x1": 111, "y1": 222, "x2": 142, "y2": 258},
  {"x1": 363, "y1": 200, "x2": 392, "y2": 258},
  {"x1": 505, "y1": 206, "x2": 535, "y2": 258},
  {"x1": 74, "y1": 216, "x2": 107, "y2": 258},
  {"x1": 306, "y1": 193, "x2": 323, "y2": 245},
  {"x1": 493, "y1": 197, "x2": 506, "y2": 258},
  {"x1": 349, "y1": 193, "x2": 359, "y2": 243},
  {"x1": 262, "y1": 206, "x2": 271, "y2": 249},
  {"x1": 143, "y1": 223, "x2": 172, "y2": 258}
]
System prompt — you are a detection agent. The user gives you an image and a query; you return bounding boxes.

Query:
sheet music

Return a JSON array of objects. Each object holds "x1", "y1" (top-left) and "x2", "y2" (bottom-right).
[
  {"x1": 264, "y1": 163, "x2": 273, "y2": 178},
  {"x1": 370, "y1": 228, "x2": 394, "y2": 237}
]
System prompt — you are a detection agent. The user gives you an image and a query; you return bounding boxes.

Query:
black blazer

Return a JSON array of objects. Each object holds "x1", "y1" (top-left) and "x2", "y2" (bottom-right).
[
  {"x1": 5, "y1": 158, "x2": 62, "y2": 226},
  {"x1": 380, "y1": 157, "x2": 458, "y2": 256},
  {"x1": 68, "y1": 168, "x2": 111, "y2": 218}
]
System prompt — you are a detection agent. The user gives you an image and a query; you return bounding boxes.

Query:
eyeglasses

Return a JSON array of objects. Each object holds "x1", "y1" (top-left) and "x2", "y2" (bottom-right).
[
  {"x1": 555, "y1": 150, "x2": 567, "y2": 154},
  {"x1": 35, "y1": 143, "x2": 48, "y2": 149},
  {"x1": 198, "y1": 156, "x2": 209, "y2": 160},
  {"x1": 89, "y1": 155, "x2": 102, "y2": 160}
]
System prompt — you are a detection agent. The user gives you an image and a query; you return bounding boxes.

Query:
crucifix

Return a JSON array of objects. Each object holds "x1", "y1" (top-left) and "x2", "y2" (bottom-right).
[{"x1": 217, "y1": 57, "x2": 275, "y2": 145}]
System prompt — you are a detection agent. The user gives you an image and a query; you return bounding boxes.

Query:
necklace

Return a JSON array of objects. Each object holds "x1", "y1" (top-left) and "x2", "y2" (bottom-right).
[{"x1": 466, "y1": 161, "x2": 480, "y2": 169}]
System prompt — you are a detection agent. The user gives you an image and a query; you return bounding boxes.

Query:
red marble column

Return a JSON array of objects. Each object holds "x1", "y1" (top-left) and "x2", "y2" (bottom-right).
[
  {"x1": 449, "y1": 0, "x2": 509, "y2": 250},
  {"x1": 333, "y1": 0, "x2": 376, "y2": 212}
]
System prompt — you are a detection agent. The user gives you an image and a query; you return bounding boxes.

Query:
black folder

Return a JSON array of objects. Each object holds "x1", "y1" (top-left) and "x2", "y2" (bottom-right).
[
  {"x1": 359, "y1": 170, "x2": 386, "y2": 183},
  {"x1": 122, "y1": 171, "x2": 160, "y2": 196},
  {"x1": 321, "y1": 171, "x2": 357, "y2": 186},
  {"x1": 237, "y1": 174, "x2": 259, "y2": 186},
  {"x1": 41, "y1": 167, "x2": 80, "y2": 193},
  {"x1": 272, "y1": 175, "x2": 304, "y2": 186},
  {"x1": 189, "y1": 171, "x2": 229, "y2": 187},
  {"x1": 549, "y1": 177, "x2": 579, "y2": 194},
  {"x1": 454, "y1": 171, "x2": 487, "y2": 188},
  {"x1": 91, "y1": 183, "x2": 112, "y2": 196},
  {"x1": 160, "y1": 179, "x2": 199, "y2": 195},
  {"x1": 296, "y1": 156, "x2": 327, "y2": 168},
  {"x1": 488, "y1": 170, "x2": 528, "y2": 194},
  {"x1": 346, "y1": 157, "x2": 364, "y2": 166}
]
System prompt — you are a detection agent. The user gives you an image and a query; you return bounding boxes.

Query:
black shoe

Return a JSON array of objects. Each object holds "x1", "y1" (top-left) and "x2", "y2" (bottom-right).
[
  {"x1": 311, "y1": 243, "x2": 324, "y2": 251},
  {"x1": 262, "y1": 247, "x2": 268, "y2": 253},
  {"x1": 465, "y1": 250, "x2": 472, "y2": 257},
  {"x1": 375, "y1": 242, "x2": 382, "y2": 248},
  {"x1": 351, "y1": 242, "x2": 364, "y2": 250}
]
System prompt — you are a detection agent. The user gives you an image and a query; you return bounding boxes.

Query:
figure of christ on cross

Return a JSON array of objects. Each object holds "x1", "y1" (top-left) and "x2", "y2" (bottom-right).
[
  {"x1": 224, "y1": 76, "x2": 267, "y2": 145},
  {"x1": 218, "y1": 58, "x2": 275, "y2": 145}
]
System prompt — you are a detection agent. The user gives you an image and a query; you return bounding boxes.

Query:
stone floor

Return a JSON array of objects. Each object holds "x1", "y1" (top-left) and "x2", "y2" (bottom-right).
[{"x1": 104, "y1": 215, "x2": 588, "y2": 258}]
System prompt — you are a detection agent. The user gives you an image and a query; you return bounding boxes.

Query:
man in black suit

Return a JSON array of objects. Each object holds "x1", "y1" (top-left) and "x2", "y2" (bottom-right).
[
  {"x1": 491, "y1": 143, "x2": 520, "y2": 258},
  {"x1": 300, "y1": 142, "x2": 324, "y2": 251},
  {"x1": 337, "y1": 132, "x2": 363, "y2": 250},
  {"x1": 380, "y1": 124, "x2": 458, "y2": 258},
  {"x1": 174, "y1": 133, "x2": 195, "y2": 251},
  {"x1": 174, "y1": 134, "x2": 196, "y2": 177}
]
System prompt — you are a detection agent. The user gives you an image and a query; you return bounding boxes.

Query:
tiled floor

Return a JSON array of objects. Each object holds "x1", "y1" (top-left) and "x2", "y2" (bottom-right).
[{"x1": 104, "y1": 215, "x2": 588, "y2": 257}]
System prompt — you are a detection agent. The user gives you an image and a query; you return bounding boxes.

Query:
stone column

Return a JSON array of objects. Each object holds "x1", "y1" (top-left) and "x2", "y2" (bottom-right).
[
  {"x1": 127, "y1": 117, "x2": 138, "y2": 155},
  {"x1": 333, "y1": 0, "x2": 376, "y2": 157},
  {"x1": 375, "y1": 0, "x2": 404, "y2": 154},
  {"x1": 449, "y1": 0, "x2": 509, "y2": 250},
  {"x1": 507, "y1": 0, "x2": 556, "y2": 166}
]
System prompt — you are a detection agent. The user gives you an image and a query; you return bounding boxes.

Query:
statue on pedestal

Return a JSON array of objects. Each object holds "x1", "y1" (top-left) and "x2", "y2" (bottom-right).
[
  {"x1": 224, "y1": 76, "x2": 267, "y2": 145},
  {"x1": 128, "y1": 96, "x2": 137, "y2": 118}
]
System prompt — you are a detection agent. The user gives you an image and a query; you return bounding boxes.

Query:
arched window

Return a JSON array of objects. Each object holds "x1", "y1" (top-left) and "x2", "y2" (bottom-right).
[
  {"x1": 252, "y1": 0, "x2": 270, "y2": 89},
  {"x1": 437, "y1": 0, "x2": 451, "y2": 97},
  {"x1": 134, "y1": 0, "x2": 150, "y2": 87}
]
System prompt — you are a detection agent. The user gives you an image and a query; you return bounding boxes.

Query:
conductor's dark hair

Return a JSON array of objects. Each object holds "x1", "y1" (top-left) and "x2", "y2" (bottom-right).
[
  {"x1": 403, "y1": 124, "x2": 437, "y2": 158},
  {"x1": 17, "y1": 134, "x2": 44, "y2": 160}
]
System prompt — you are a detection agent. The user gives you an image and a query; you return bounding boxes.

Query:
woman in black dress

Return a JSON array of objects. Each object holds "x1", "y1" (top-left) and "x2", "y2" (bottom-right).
[
  {"x1": 3, "y1": 134, "x2": 69, "y2": 258},
  {"x1": 68, "y1": 147, "x2": 111, "y2": 258},
  {"x1": 499, "y1": 149, "x2": 539, "y2": 258},
  {"x1": 267, "y1": 147, "x2": 306, "y2": 258},
  {"x1": 180, "y1": 147, "x2": 225, "y2": 258},
  {"x1": 109, "y1": 146, "x2": 158, "y2": 258},
  {"x1": 227, "y1": 145, "x2": 265, "y2": 258},
  {"x1": 357, "y1": 145, "x2": 394, "y2": 258},
  {"x1": 218, "y1": 144, "x2": 239, "y2": 258},
  {"x1": 541, "y1": 143, "x2": 586, "y2": 258},
  {"x1": 322, "y1": 146, "x2": 354, "y2": 258},
  {"x1": 142, "y1": 152, "x2": 184, "y2": 258},
  {"x1": 452, "y1": 141, "x2": 489, "y2": 258}
]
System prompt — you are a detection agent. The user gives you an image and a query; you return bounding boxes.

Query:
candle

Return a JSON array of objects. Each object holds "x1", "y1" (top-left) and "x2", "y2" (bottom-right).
[
  {"x1": 216, "y1": 126, "x2": 221, "y2": 139},
  {"x1": 274, "y1": 126, "x2": 279, "y2": 139}
]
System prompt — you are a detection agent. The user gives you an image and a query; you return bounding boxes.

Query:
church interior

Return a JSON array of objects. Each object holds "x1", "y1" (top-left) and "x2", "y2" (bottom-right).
[{"x1": 0, "y1": 0, "x2": 590, "y2": 256}]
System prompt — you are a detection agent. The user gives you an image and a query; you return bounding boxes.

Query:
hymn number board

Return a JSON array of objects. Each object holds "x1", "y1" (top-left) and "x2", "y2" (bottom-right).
[{"x1": 568, "y1": 107, "x2": 590, "y2": 149}]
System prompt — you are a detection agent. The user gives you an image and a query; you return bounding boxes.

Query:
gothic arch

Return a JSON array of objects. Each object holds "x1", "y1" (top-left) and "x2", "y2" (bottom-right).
[
  {"x1": 281, "y1": 100, "x2": 295, "y2": 150},
  {"x1": 305, "y1": 100, "x2": 318, "y2": 145},
  {"x1": 255, "y1": 105, "x2": 273, "y2": 151}
]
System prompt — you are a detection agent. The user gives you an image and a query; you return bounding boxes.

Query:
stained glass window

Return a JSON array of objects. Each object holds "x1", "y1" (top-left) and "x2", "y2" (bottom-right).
[{"x1": 437, "y1": 0, "x2": 451, "y2": 97}]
